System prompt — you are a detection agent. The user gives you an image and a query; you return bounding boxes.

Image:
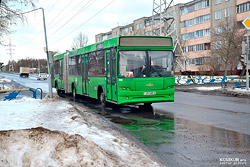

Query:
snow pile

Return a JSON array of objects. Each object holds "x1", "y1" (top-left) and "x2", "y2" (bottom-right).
[
  {"x1": 0, "y1": 97, "x2": 162, "y2": 167},
  {"x1": 0, "y1": 127, "x2": 119, "y2": 167},
  {"x1": 0, "y1": 78, "x2": 12, "y2": 83},
  {"x1": 0, "y1": 77, "x2": 12, "y2": 90}
]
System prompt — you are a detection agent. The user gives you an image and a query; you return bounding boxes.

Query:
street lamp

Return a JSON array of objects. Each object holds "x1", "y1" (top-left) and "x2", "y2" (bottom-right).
[{"x1": 21, "y1": 7, "x2": 53, "y2": 98}]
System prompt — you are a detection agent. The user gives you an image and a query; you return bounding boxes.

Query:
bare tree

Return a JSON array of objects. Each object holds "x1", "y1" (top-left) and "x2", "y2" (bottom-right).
[
  {"x1": 199, "y1": 56, "x2": 221, "y2": 76},
  {"x1": 6, "y1": 58, "x2": 47, "y2": 73},
  {"x1": 71, "y1": 32, "x2": 88, "y2": 50},
  {"x1": 210, "y1": 18, "x2": 245, "y2": 76},
  {"x1": 0, "y1": 0, "x2": 36, "y2": 45}
]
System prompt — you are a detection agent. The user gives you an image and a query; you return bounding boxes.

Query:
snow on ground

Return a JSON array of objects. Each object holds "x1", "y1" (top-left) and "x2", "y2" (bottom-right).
[
  {"x1": 191, "y1": 86, "x2": 250, "y2": 95},
  {"x1": 193, "y1": 86, "x2": 221, "y2": 91},
  {"x1": 0, "y1": 97, "x2": 162, "y2": 167}
]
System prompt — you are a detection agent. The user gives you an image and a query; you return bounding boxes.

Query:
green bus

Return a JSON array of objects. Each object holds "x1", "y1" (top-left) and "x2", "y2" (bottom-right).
[{"x1": 52, "y1": 35, "x2": 175, "y2": 106}]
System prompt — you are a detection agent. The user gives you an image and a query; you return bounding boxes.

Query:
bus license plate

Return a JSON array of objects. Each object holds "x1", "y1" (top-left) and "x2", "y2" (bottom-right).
[{"x1": 144, "y1": 92, "x2": 156, "y2": 95}]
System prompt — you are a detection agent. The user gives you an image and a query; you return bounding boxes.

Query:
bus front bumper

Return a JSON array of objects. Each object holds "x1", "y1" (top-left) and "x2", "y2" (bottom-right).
[{"x1": 117, "y1": 89, "x2": 174, "y2": 105}]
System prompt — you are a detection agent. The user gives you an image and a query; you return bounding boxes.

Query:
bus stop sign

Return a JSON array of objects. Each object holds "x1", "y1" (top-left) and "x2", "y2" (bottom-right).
[{"x1": 242, "y1": 17, "x2": 250, "y2": 30}]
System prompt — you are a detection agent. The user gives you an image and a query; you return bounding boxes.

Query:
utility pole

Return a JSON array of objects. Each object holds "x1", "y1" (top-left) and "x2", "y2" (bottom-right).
[
  {"x1": 6, "y1": 39, "x2": 15, "y2": 72},
  {"x1": 246, "y1": 30, "x2": 249, "y2": 90},
  {"x1": 21, "y1": 7, "x2": 53, "y2": 98},
  {"x1": 242, "y1": 17, "x2": 250, "y2": 90},
  {"x1": 151, "y1": 0, "x2": 186, "y2": 72},
  {"x1": 38, "y1": 60, "x2": 40, "y2": 74}
]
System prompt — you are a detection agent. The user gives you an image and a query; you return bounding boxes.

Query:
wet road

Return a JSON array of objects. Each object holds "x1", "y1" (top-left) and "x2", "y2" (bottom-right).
[{"x1": 102, "y1": 91, "x2": 250, "y2": 167}]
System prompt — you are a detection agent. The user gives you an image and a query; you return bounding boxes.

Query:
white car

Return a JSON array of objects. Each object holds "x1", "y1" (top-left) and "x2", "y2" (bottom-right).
[{"x1": 37, "y1": 73, "x2": 48, "y2": 80}]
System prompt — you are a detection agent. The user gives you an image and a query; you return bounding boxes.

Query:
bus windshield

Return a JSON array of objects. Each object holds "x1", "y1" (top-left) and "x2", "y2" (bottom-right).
[{"x1": 118, "y1": 50, "x2": 174, "y2": 78}]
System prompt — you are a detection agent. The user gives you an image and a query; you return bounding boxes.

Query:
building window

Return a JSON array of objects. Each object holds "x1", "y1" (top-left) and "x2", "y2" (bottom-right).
[
  {"x1": 146, "y1": 20, "x2": 152, "y2": 27},
  {"x1": 181, "y1": 0, "x2": 210, "y2": 15},
  {"x1": 121, "y1": 26, "x2": 133, "y2": 34},
  {"x1": 187, "y1": 57, "x2": 206, "y2": 65},
  {"x1": 216, "y1": 41, "x2": 222, "y2": 49},
  {"x1": 237, "y1": 2, "x2": 250, "y2": 13},
  {"x1": 215, "y1": 10, "x2": 222, "y2": 20},
  {"x1": 226, "y1": 24, "x2": 230, "y2": 32},
  {"x1": 182, "y1": 43, "x2": 210, "y2": 53},
  {"x1": 181, "y1": 29, "x2": 210, "y2": 40},
  {"x1": 196, "y1": 44, "x2": 204, "y2": 51},
  {"x1": 181, "y1": 14, "x2": 210, "y2": 28},
  {"x1": 216, "y1": 0, "x2": 221, "y2": 5},
  {"x1": 136, "y1": 24, "x2": 139, "y2": 30},
  {"x1": 225, "y1": 8, "x2": 230, "y2": 17},
  {"x1": 216, "y1": 26, "x2": 222, "y2": 34}
]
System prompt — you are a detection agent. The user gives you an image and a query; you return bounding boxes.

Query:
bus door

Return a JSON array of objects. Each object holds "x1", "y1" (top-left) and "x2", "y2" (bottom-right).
[
  {"x1": 59, "y1": 59, "x2": 63, "y2": 89},
  {"x1": 63, "y1": 51, "x2": 69, "y2": 93},
  {"x1": 82, "y1": 54, "x2": 89, "y2": 95},
  {"x1": 106, "y1": 50, "x2": 112, "y2": 100},
  {"x1": 106, "y1": 49, "x2": 117, "y2": 101}
]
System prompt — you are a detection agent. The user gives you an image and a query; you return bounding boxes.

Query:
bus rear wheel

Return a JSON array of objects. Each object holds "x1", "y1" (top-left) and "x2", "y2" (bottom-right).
[{"x1": 55, "y1": 83, "x2": 60, "y2": 95}]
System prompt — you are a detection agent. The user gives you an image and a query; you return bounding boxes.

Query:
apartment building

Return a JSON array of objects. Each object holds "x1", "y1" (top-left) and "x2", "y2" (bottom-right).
[{"x1": 95, "y1": 0, "x2": 250, "y2": 74}]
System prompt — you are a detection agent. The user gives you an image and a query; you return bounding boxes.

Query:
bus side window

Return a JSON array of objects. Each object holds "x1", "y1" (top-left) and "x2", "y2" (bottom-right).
[
  {"x1": 54, "y1": 60, "x2": 59, "y2": 75},
  {"x1": 89, "y1": 52, "x2": 96, "y2": 76}
]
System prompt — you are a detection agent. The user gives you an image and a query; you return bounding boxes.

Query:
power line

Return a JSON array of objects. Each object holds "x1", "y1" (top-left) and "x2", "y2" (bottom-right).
[
  {"x1": 19, "y1": 0, "x2": 89, "y2": 47},
  {"x1": 29, "y1": 0, "x2": 96, "y2": 49},
  {"x1": 52, "y1": 0, "x2": 116, "y2": 46},
  {"x1": 47, "y1": 0, "x2": 86, "y2": 28},
  {"x1": 24, "y1": 0, "x2": 116, "y2": 50},
  {"x1": 49, "y1": 0, "x2": 95, "y2": 36},
  {"x1": 15, "y1": 0, "x2": 61, "y2": 43},
  {"x1": 46, "y1": 0, "x2": 60, "y2": 14},
  {"x1": 15, "y1": 0, "x2": 71, "y2": 46},
  {"x1": 46, "y1": 0, "x2": 74, "y2": 26}
]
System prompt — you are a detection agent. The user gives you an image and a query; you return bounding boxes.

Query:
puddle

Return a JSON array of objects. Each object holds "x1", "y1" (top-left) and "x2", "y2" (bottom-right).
[{"x1": 110, "y1": 117, "x2": 137, "y2": 124}]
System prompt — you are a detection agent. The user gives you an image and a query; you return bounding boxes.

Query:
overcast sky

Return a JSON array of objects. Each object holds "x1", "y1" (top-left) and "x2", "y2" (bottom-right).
[{"x1": 0, "y1": 0, "x2": 190, "y2": 65}]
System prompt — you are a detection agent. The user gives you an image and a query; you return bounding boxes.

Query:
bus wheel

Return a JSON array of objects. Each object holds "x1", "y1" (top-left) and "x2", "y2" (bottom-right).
[
  {"x1": 72, "y1": 85, "x2": 76, "y2": 101},
  {"x1": 143, "y1": 103, "x2": 153, "y2": 111},
  {"x1": 99, "y1": 90, "x2": 106, "y2": 106},
  {"x1": 55, "y1": 83, "x2": 60, "y2": 95}
]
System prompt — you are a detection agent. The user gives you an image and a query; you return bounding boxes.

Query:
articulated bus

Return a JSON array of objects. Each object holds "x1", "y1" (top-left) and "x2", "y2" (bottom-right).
[{"x1": 52, "y1": 35, "x2": 175, "y2": 107}]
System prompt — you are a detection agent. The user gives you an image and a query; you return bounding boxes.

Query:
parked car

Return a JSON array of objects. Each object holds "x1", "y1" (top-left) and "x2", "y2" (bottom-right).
[{"x1": 37, "y1": 73, "x2": 48, "y2": 80}]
